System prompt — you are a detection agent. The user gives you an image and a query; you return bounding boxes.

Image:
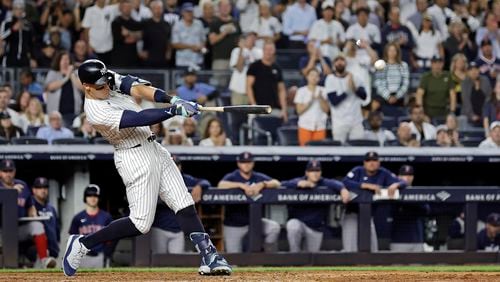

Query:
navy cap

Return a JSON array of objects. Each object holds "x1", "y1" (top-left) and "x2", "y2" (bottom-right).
[
  {"x1": 237, "y1": 151, "x2": 254, "y2": 162},
  {"x1": 0, "y1": 159, "x2": 15, "y2": 171},
  {"x1": 306, "y1": 160, "x2": 322, "y2": 171},
  {"x1": 0, "y1": 112, "x2": 11, "y2": 119},
  {"x1": 84, "y1": 184, "x2": 100, "y2": 197},
  {"x1": 181, "y1": 2, "x2": 194, "y2": 12},
  {"x1": 468, "y1": 61, "x2": 478, "y2": 69},
  {"x1": 33, "y1": 177, "x2": 49, "y2": 188},
  {"x1": 481, "y1": 38, "x2": 492, "y2": 47},
  {"x1": 431, "y1": 55, "x2": 443, "y2": 62},
  {"x1": 487, "y1": 213, "x2": 500, "y2": 226},
  {"x1": 364, "y1": 151, "x2": 379, "y2": 161},
  {"x1": 399, "y1": 165, "x2": 414, "y2": 176}
]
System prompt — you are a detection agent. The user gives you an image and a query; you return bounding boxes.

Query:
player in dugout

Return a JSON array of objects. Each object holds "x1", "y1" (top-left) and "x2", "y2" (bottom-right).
[
  {"x1": 0, "y1": 160, "x2": 57, "y2": 268},
  {"x1": 150, "y1": 156, "x2": 211, "y2": 254},
  {"x1": 281, "y1": 160, "x2": 350, "y2": 252},
  {"x1": 69, "y1": 184, "x2": 113, "y2": 268},
  {"x1": 217, "y1": 152, "x2": 281, "y2": 253}
]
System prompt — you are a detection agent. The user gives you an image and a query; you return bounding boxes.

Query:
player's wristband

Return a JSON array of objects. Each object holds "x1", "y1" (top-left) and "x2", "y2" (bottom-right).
[{"x1": 154, "y1": 89, "x2": 174, "y2": 103}]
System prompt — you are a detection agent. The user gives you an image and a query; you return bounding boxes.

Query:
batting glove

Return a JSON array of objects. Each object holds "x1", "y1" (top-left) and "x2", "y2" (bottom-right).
[
  {"x1": 106, "y1": 70, "x2": 151, "y2": 94},
  {"x1": 173, "y1": 100, "x2": 200, "y2": 117}
]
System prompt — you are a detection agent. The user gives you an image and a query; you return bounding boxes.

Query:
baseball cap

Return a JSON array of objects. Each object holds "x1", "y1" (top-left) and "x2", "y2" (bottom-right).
[
  {"x1": 399, "y1": 165, "x2": 414, "y2": 176},
  {"x1": 0, "y1": 159, "x2": 15, "y2": 171},
  {"x1": 0, "y1": 112, "x2": 11, "y2": 120},
  {"x1": 181, "y1": 2, "x2": 194, "y2": 12},
  {"x1": 487, "y1": 213, "x2": 500, "y2": 227},
  {"x1": 481, "y1": 38, "x2": 492, "y2": 47},
  {"x1": 490, "y1": 121, "x2": 500, "y2": 130},
  {"x1": 84, "y1": 184, "x2": 100, "y2": 197},
  {"x1": 431, "y1": 55, "x2": 443, "y2": 62},
  {"x1": 237, "y1": 151, "x2": 254, "y2": 162},
  {"x1": 33, "y1": 177, "x2": 49, "y2": 188},
  {"x1": 184, "y1": 66, "x2": 197, "y2": 76},
  {"x1": 13, "y1": 0, "x2": 25, "y2": 8},
  {"x1": 306, "y1": 160, "x2": 322, "y2": 171},
  {"x1": 321, "y1": 0, "x2": 334, "y2": 10},
  {"x1": 364, "y1": 151, "x2": 379, "y2": 161},
  {"x1": 422, "y1": 13, "x2": 432, "y2": 21},
  {"x1": 468, "y1": 61, "x2": 478, "y2": 69},
  {"x1": 436, "y1": 124, "x2": 449, "y2": 133}
]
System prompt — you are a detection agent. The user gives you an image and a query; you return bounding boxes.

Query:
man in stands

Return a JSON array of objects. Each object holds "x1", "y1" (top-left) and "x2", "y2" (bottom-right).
[
  {"x1": 408, "y1": 105, "x2": 437, "y2": 142},
  {"x1": 36, "y1": 111, "x2": 74, "y2": 144}
]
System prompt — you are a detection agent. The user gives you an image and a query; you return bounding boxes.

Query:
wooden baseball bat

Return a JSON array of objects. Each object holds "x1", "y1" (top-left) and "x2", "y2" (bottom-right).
[{"x1": 198, "y1": 105, "x2": 272, "y2": 114}]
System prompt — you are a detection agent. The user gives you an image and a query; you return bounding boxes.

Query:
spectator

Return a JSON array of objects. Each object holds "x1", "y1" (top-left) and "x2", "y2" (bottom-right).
[
  {"x1": 461, "y1": 62, "x2": 491, "y2": 127},
  {"x1": 20, "y1": 97, "x2": 47, "y2": 134},
  {"x1": 0, "y1": 160, "x2": 56, "y2": 268},
  {"x1": 176, "y1": 69, "x2": 218, "y2": 105},
  {"x1": 163, "y1": 0, "x2": 180, "y2": 27},
  {"x1": 182, "y1": 118, "x2": 200, "y2": 145},
  {"x1": 435, "y1": 125, "x2": 453, "y2": 147},
  {"x1": 443, "y1": 20, "x2": 476, "y2": 67},
  {"x1": 406, "y1": 0, "x2": 429, "y2": 31},
  {"x1": 228, "y1": 32, "x2": 262, "y2": 142},
  {"x1": 308, "y1": 1, "x2": 345, "y2": 60},
  {"x1": 381, "y1": 6, "x2": 414, "y2": 64},
  {"x1": 426, "y1": 0, "x2": 456, "y2": 39},
  {"x1": 0, "y1": 0, "x2": 36, "y2": 68},
  {"x1": 199, "y1": 0, "x2": 215, "y2": 69},
  {"x1": 483, "y1": 81, "x2": 500, "y2": 137},
  {"x1": 282, "y1": 160, "x2": 349, "y2": 253},
  {"x1": 282, "y1": 0, "x2": 316, "y2": 49},
  {"x1": 171, "y1": 3, "x2": 206, "y2": 69},
  {"x1": 208, "y1": 0, "x2": 241, "y2": 86},
  {"x1": 363, "y1": 111, "x2": 396, "y2": 146},
  {"x1": 477, "y1": 213, "x2": 500, "y2": 251},
  {"x1": 347, "y1": 0, "x2": 382, "y2": 28},
  {"x1": 333, "y1": 0, "x2": 349, "y2": 30},
  {"x1": 140, "y1": 0, "x2": 170, "y2": 68},
  {"x1": 324, "y1": 55, "x2": 367, "y2": 143},
  {"x1": 449, "y1": 53, "x2": 469, "y2": 114},
  {"x1": 416, "y1": 56, "x2": 455, "y2": 120},
  {"x1": 444, "y1": 114, "x2": 463, "y2": 147},
  {"x1": 69, "y1": 184, "x2": 113, "y2": 268},
  {"x1": 345, "y1": 7, "x2": 381, "y2": 61},
  {"x1": 236, "y1": 0, "x2": 258, "y2": 33},
  {"x1": 111, "y1": 0, "x2": 142, "y2": 67},
  {"x1": 35, "y1": 41, "x2": 58, "y2": 68},
  {"x1": 342, "y1": 151, "x2": 406, "y2": 252},
  {"x1": 479, "y1": 121, "x2": 500, "y2": 148},
  {"x1": 15, "y1": 90, "x2": 31, "y2": 113},
  {"x1": 475, "y1": 12, "x2": 500, "y2": 59},
  {"x1": 248, "y1": 0, "x2": 282, "y2": 49},
  {"x1": 451, "y1": 0, "x2": 480, "y2": 33},
  {"x1": 36, "y1": 111, "x2": 74, "y2": 144},
  {"x1": 411, "y1": 14, "x2": 443, "y2": 71},
  {"x1": 199, "y1": 117, "x2": 232, "y2": 146},
  {"x1": 31, "y1": 177, "x2": 60, "y2": 260},
  {"x1": 71, "y1": 40, "x2": 96, "y2": 68},
  {"x1": 162, "y1": 124, "x2": 193, "y2": 146},
  {"x1": 19, "y1": 69, "x2": 44, "y2": 98},
  {"x1": 393, "y1": 122, "x2": 420, "y2": 147},
  {"x1": 217, "y1": 152, "x2": 281, "y2": 253},
  {"x1": 44, "y1": 51, "x2": 82, "y2": 127},
  {"x1": 131, "y1": 0, "x2": 152, "y2": 22},
  {"x1": 344, "y1": 39, "x2": 377, "y2": 101},
  {"x1": 81, "y1": 0, "x2": 119, "y2": 65},
  {"x1": 299, "y1": 40, "x2": 333, "y2": 85},
  {"x1": 0, "y1": 111, "x2": 23, "y2": 141},
  {"x1": 409, "y1": 105, "x2": 437, "y2": 142},
  {"x1": 74, "y1": 113, "x2": 99, "y2": 142},
  {"x1": 475, "y1": 38, "x2": 500, "y2": 87},
  {"x1": 373, "y1": 43, "x2": 410, "y2": 117},
  {"x1": 247, "y1": 42, "x2": 287, "y2": 121},
  {"x1": 294, "y1": 69, "x2": 329, "y2": 146}
]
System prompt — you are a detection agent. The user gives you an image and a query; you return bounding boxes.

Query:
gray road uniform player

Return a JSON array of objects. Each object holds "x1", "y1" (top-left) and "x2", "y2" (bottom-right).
[{"x1": 62, "y1": 59, "x2": 231, "y2": 277}]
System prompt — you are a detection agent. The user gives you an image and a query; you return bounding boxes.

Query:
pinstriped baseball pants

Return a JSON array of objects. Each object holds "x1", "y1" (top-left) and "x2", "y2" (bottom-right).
[{"x1": 114, "y1": 141, "x2": 194, "y2": 234}]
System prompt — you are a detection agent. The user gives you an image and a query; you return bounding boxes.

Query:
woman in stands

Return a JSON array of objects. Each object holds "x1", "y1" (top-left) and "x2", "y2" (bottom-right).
[
  {"x1": 15, "y1": 91, "x2": 31, "y2": 113},
  {"x1": 199, "y1": 118, "x2": 232, "y2": 146},
  {"x1": 248, "y1": 0, "x2": 282, "y2": 49},
  {"x1": 294, "y1": 68, "x2": 329, "y2": 146},
  {"x1": 483, "y1": 81, "x2": 500, "y2": 138},
  {"x1": 449, "y1": 53, "x2": 468, "y2": 115},
  {"x1": 19, "y1": 97, "x2": 47, "y2": 135},
  {"x1": 411, "y1": 14, "x2": 443, "y2": 71},
  {"x1": 162, "y1": 123, "x2": 193, "y2": 146}
]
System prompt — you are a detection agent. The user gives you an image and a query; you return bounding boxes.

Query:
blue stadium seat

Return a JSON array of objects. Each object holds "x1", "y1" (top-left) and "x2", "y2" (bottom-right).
[
  {"x1": 460, "y1": 138, "x2": 483, "y2": 147},
  {"x1": 26, "y1": 126, "x2": 40, "y2": 136},
  {"x1": 252, "y1": 116, "x2": 283, "y2": 145},
  {"x1": 459, "y1": 130, "x2": 485, "y2": 139},
  {"x1": 421, "y1": 139, "x2": 438, "y2": 147},
  {"x1": 397, "y1": 116, "x2": 411, "y2": 124},
  {"x1": 347, "y1": 139, "x2": 380, "y2": 146},
  {"x1": 277, "y1": 126, "x2": 299, "y2": 146},
  {"x1": 0, "y1": 137, "x2": 8, "y2": 144},
  {"x1": 305, "y1": 139, "x2": 342, "y2": 146},
  {"x1": 52, "y1": 138, "x2": 89, "y2": 145},
  {"x1": 11, "y1": 137, "x2": 48, "y2": 145}
]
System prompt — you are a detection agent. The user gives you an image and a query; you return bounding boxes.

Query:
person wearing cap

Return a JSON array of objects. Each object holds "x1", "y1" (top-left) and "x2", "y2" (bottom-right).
[
  {"x1": 434, "y1": 125, "x2": 453, "y2": 147},
  {"x1": 217, "y1": 152, "x2": 281, "y2": 253},
  {"x1": 341, "y1": 151, "x2": 407, "y2": 252},
  {"x1": 36, "y1": 111, "x2": 74, "y2": 144},
  {"x1": 308, "y1": 0, "x2": 345, "y2": 61},
  {"x1": 69, "y1": 184, "x2": 113, "y2": 268},
  {"x1": 477, "y1": 213, "x2": 500, "y2": 251},
  {"x1": 324, "y1": 54, "x2": 368, "y2": 143},
  {"x1": 475, "y1": 12, "x2": 500, "y2": 61},
  {"x1": 479, "y1": 121, "x2": 500, "y2": 148},
  {"x1": 345, "y1": 7, "x2": 381, "y2": 62},
  {"x1": 176, "y1": 68, "x2": 218, "y2": 105},
  {"x1": 461, "y1": 61, "x2": 492, "y2": 126},
  {"x1": 281, "y1": 160, "x2": 350, "y2": 252},
  {"x1": 151, "y1": 156, "x2": 211, "y2": 254},
  {"x1": 140, "y1": 0, "x2": 170, "y2": 68},
  {"x1": 162, "y1": 122, "x2": 193, "y2": 146},
  {"x1": 416, "y1": 55, "x2": 456, "y2": 119},
  {"x1": 31, "y1": 177, "x2": 60, "y2": 261},
  {"x1": 282, "y1": 0, "x2": 316, "y2": 49},
  {"x1": 363, "y1": 110, "x2": 396, "y2": 146},
  {"x1": 406, "y1": 0, "x2": 430, "y2": 32},
  {"x1": 390, "y1": 165, "x2": 429, "y2": 252},
  {"x1": 171, "y1": 2, "x2": 206, "y2": 69},
  {"x1": 0, "y1": 111, "x2": 23, "y2": 141},
  {"x1": 411, "y1": 13, "x2": 443, "y2": 71},
  {"x1": 474, "y1": 37, "x2": 500, "y2": 87},
  {"x1": 0, "y1": 160, "x2": 56, "y2": 268},
  {"x1": 110, "y1": 0, "x2": 142, "y2": 67}
]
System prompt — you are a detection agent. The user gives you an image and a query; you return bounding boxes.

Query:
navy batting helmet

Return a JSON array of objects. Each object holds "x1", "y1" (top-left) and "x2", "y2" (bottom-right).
[
  {"x1": 83, "y1": 184, "x2": 100, "y2": 203},
  {"x1": 78, "y1": 59, "x2": 110, "y2": 86}
]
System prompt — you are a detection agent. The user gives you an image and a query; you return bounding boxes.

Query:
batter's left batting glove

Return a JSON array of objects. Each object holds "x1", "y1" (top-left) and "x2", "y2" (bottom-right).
[
  {"x1": 173, "y1": 99, "x2": 200, "y2": 117},
  {"x1": 106, "y1": 70, "x2": 151, "y2": 94}
]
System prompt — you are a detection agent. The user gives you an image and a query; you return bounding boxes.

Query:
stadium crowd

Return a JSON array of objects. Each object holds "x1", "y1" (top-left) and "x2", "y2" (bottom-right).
[{"x1": 0, "y1": 0, "x2": 498, "y2": 147}]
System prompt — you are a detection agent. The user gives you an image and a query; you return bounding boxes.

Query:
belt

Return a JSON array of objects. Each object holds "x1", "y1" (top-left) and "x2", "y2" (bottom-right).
[{"x1": 131, "y1": 134, "x2": 156, "y2": 148}]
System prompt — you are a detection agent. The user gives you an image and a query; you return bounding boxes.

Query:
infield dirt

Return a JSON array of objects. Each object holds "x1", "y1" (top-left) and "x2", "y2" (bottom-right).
[{"x1": 2, "y1": 271, "x2": 500, "y2": 281}]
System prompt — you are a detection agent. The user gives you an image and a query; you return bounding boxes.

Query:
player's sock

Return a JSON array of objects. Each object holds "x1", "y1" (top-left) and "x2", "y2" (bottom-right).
[
  {"x1": 175, "y1": 205, "x2": 206, "y2": 235},
  {"x1": 33, "y1": 234, "x2": 48, "y2": 259},
  {"x1": 80, "y1": 217, "x2": 141, "y2": 249}
]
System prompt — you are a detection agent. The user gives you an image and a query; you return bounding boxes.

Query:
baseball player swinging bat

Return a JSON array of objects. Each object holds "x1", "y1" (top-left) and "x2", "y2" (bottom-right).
[{"x1": 199, "y1": 105, "x2": 272, "y2": 114}]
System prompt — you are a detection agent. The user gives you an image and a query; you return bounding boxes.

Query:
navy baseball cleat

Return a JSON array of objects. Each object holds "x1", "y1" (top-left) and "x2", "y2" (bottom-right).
[
  {"x1": 190, "y1": 232, "x2": 232, "y2": 276},
  {"x1": 62, "y1": 234, "x2": 89, "y2": 276}
]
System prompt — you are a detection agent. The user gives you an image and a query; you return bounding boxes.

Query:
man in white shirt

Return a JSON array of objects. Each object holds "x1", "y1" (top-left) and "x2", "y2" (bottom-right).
[
  {"x1": 81, "y1": 0, "x2": 119, "y2": 65},
  {"x1": 345, "y1": 7, "x2": 381, "y2": 59},
  {"x1": 363, "y1": 111, "x2": 396, "y2": 146},
  {"x1": 324, "y1": 55, "x2": 367, "y2": 143},
  {"x1": 408, "y1": 105, "x2": 437, "y2": 142},
  {"x1": 308, "y1": 1, "x2": 345, "y2": 60},
  {"x1": 236, "y1": 0, "x2": 259, "y2": 33},
  {"x1": 426, "y1": 0, "x2": 456, "y2": 39},
  {"x1": 282, "y1": 0, "x2": 316, "y2": 49},
  {"x1": 479, "y1": 121, "x2": 500, "y2": 149}
]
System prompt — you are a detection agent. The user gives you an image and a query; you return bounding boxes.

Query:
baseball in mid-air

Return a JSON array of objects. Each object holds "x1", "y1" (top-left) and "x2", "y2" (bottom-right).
[{"x1": 374, "y1": 59, "x2": 386, "y2": 71}]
